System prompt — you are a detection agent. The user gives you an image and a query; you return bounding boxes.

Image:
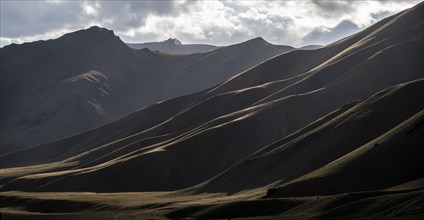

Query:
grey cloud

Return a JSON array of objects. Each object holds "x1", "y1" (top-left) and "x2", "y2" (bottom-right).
[
  {"x1": 311, "y1": 0, "x2": 356, "y2": 18},
  {"x1": 123, "y1": 31, "x2": 159, "y2": 44},
  {"x1": 0, "y1": 1, "x2": 83, "y2": 38},
  {"x1": 124, "y1": 1, "x2": 177, "y2": 15},
  {"x1": 371, "y1": 10, "x2": 393, "y2": 21},
  {"x1": 78, "y1": 1, "x2": 179, "y2": 32},
  {"x1": 237, "y1": 12, "x2": 296, "y2": 43},
  {"x1": 312, "y1": 0, "x2": 349, "y2": 11},
  {"x1": 200, "y1": 28, "x2": 245, "y2": 45},
  {"x1": 0, "y1": 1, "x2": 179, "y2": 39},
  {"x1": 267, "y1": 14, "x2": 293, "y2": 27},
  {"x1": 302, "y1": 19, "x2": 362, "y2": 45},
  {"x1": 222, "y1": 1, "x2": 250, "y2": 12}
]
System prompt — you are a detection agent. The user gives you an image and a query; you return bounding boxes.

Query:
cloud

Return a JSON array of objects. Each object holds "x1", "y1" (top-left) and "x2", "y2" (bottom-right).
[
  {"x1": 311, "y1": 0, "x2": 356, "y2": 18},
  {"x1": 0, "y1": 1, "x2": 83, "y2": 38},
  {"x1": 0, "y1": 0, "x2": 421, "y2": 47},
  {"x1": 371, "y1": 10, "x2": 393, "y2": 21},
  {"x1": 302, "y1": 20, "x2": 362, "y2": 45}
]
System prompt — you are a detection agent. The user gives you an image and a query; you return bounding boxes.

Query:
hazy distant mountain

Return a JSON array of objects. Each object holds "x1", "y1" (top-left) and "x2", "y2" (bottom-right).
[
  {"x1": 297, "y1": 44, "x2": 322, "y2": 50},
  {"x1": 0, "y1": 2, "x2": 423, "y2": 220},
  {"x1": 0, "y1": 28, "x2": 293, "y2": 154},
  {"x1": 127, "y1": 38, "x2": 218, "y2": 54}
]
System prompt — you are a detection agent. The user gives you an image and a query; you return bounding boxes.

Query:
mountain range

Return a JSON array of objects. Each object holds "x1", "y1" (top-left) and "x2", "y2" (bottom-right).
[
  {"x1": 0, "y1": 28, "x2": 294, "y2": 154},
  {"x1": 0, "y1": 2, "x2": 423, "y2": 220},
  {"x1": 127, "y1": 38, "x2": 218, "y2": 54}
]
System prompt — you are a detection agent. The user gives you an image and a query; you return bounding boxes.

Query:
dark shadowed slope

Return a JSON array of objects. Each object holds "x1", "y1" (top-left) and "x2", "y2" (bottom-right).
[
  {"x1": 0, "y1": 28, "x2": 292, "y2": 154},
  {"x1": 274, "y1": 108, "x2": 424, "y2": 197},
  {"x1": 127, "y1": 38, "x2": 218, "y2": 54},
  {"x1": 1, "y1": 69, "x2": 422, "y2": 220},
  {"x1": 198, "y1": 79, "x2": 424, "y2": 194},
  {"x1": 1, "y1": 3, "x2": 423, "y2": 193}
]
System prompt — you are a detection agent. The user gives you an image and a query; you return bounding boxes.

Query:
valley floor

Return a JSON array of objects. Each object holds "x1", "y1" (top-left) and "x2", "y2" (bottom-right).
[{"x1": 1, "y1": 188, "x2": 423, "y2": 219}]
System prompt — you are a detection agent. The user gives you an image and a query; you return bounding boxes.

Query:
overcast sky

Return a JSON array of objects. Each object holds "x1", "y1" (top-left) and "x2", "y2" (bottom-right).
[{"x1": 0, "y1": 0, "x2": 421, "y2": 47}]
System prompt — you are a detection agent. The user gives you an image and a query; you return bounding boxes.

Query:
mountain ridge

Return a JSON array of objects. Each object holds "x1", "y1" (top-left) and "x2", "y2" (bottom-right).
[{"x1": 1, "y1": 26, "x2": 294, "y2": 153}]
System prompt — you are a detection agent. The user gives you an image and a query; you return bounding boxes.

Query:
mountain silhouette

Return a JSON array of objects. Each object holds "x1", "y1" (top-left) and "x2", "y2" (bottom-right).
[{"x1": 0, "y1": 27, "x2": 293, "y2": 153}]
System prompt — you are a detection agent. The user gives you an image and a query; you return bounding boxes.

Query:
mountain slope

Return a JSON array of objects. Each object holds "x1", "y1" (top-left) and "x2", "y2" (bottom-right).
[
  {"x1": 0, "y1": 28, "x2": 292, "y2": 154},
  {"x1": 198, "y1": 79, "x2": 424, "y2": 194},
  {"x1": 1, "y1": 3, "x2": 423, "y2": 193},
  {"x1": 272, "y1": 108, "x2": 424, "y2": 198}
]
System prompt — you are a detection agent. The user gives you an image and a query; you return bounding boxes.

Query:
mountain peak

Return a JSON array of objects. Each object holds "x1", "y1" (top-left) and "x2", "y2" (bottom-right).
[
  {"x1": 86, "y1": 25, "x2": 112, "y2": 32},
  {"x1": 163, "y1": 38, "x2": 182, "y2": 45},
  {"x1": 0, "y1": 26, "x2": 120, "y2": 51},
  {"x1": 83, "y1": 26, "x2": 116, "y2": 36},
  {"x1": 253, "y1": 36, "x2": 265, "y2": 41},
  {"x1": 63, "y1": 26, "x2": 117, "y2": 40},
  {"x1": 58, "y1": 26, "x2": 123, "y2": 46},
  {"x1": 247, "y1": 37, "x2": 268, "y2": 44}
]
